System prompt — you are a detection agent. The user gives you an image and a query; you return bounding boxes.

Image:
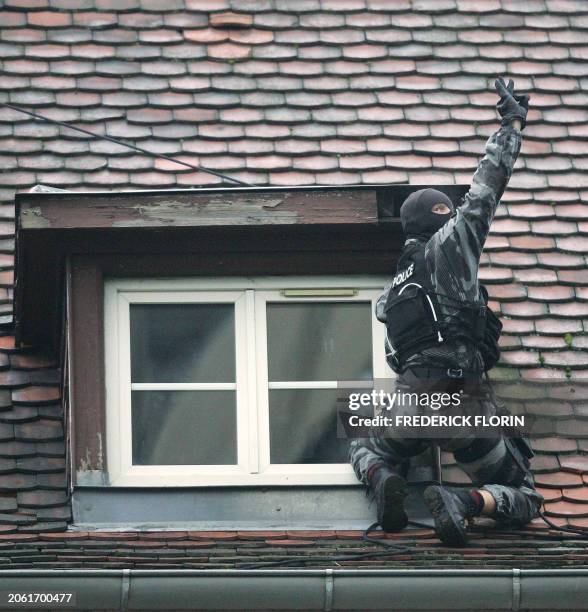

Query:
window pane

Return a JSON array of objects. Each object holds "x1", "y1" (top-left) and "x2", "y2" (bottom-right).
[
  {"x1": 130, "y1": 304, "x2": 235, "y2": 383},
  {"x1": 131, "y1": 391, "x2": 236, "y2": 465},
  {"x1": 269, "y1": 389, "x2": 349, "y2": 464},
  {"x1": 266, "y1": 302, "x2": 372, "y2": 381}
]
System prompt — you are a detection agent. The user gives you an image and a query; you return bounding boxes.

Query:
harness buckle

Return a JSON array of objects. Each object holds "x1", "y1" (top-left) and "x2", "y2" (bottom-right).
[{"x1": 446, "y1": 368, "x2": 463, "y2": 379}]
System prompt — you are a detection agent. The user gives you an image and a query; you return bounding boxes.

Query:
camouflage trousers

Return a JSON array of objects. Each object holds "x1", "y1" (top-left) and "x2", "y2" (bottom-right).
[{"x1": 348, "y1": 390, "x2": 544, "y2": 526}]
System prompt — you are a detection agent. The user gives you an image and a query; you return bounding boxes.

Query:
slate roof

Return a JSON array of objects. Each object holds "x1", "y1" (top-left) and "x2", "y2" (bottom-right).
[
  {"x1": 0, "y1": 0, "x2": 587, "y2": 567},
  {"x1": 2, "y1": 527, "x2": 588, "y2": 569}
]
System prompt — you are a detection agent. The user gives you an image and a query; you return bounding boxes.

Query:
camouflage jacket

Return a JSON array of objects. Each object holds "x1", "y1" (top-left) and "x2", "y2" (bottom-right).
[{"x1": 376, "y1": 123, "x2": 522, "y2": 373}]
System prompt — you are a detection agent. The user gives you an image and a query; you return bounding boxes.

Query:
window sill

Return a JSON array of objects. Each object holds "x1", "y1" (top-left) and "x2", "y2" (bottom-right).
[{"x1": 71, "y1": 484, "x2": 433, "y2": 528}]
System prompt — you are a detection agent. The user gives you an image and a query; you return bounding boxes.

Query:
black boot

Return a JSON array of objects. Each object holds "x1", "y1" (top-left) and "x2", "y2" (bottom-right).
[
  {"x1": 368, "y1": 465, "x2": 408, "y2": 532},
  {"x1": 423, "y1": 485, "x2": 483, "y2": 547}
]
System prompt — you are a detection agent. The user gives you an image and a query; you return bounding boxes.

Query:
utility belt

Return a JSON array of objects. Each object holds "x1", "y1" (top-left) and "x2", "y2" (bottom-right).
[{"x1": 399, "y1": 366, "x2": 484, "y2": 395}]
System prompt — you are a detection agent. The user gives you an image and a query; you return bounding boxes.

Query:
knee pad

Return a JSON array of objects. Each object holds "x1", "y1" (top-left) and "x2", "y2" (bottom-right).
[
  {"x1": 453, "y1": 437, "x2": 500, "y2": 464},
  {"x1": 455, "y1": 437, "x2": 530, "y2": 488}
]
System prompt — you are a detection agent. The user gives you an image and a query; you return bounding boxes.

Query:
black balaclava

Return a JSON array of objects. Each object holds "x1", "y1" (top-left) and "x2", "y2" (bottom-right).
[{"x1": 400, "y1": 188, "x2": 454, "y2": 240}]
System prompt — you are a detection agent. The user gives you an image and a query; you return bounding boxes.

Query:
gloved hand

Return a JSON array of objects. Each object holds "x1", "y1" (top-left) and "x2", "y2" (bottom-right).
[{"x1": 495, "y1": 77, "x2": 530, "y2": 130}]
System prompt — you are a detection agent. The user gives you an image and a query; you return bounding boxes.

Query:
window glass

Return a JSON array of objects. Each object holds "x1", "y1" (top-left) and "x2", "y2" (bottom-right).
[
  {"x1": 269, "y1": 389, "x2": 349, "y2": 464},
  {"x1": 266, "y1": 302, "x2": 373, "y2": 381},
  {"x1": 130, "y1": 304, "x2": 235, "y2": 383},
  {"x1": 131, "y1": 391, "x2": 237, "y2": 465},
  {"x1": 106, "y1": 280, "x2": 385, "y2": 485}
]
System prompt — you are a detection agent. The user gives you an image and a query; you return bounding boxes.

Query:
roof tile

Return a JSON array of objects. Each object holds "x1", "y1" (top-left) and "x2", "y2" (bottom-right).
[
  {"x1": 297, "y1": 44, "x2": 343, "y2": 60},
  {"x1": 422, "y1": 91, "x2": 468, "y2": 109},
  {"x1": 473, "y1": 45, "x2": 520, "y2": 62},
  {"x1": 116, "y1": 12, "x2": 164, "y2": 28},
  {"x1": 184, "y1": 28, "x2": 229, "y2": 43},
  {"x1": 1, "y1": 12, "x2": 28, "y2": 27},
  {"x1": 527, "y1": 285, "x2": 574, "y2": 304},
  {"x1": 246, "y1": 123, "x2": 290, "y2": 138},
  {"x1": 549, "y1": 302, "x2": 588, "y2": 317},
  {"x1": 210, "y1": 11, "x2": 253, "y2": 29},
  {"x1": 350, "y1": 74, "x2": 397, "y2": 90},
  {"x1": 563, "y1": 488, "x2": 588, "y2": 503},
  {"x1": 361, "y1": 138, "x2": 406, "y2": 154},
  {"x1": 501, "y1": 302, "x2": 548, "y2": 318},
  {"x1": 322, "y1": 29, "x2": 366, "y2": 45},
  {"x1": 205, "y1": 42, "x2": 250, "y2": 60},
  {"x1": 544, "y1": 351, "x2": 588, "y2": 368},
  {"x1": 251, "y1": 76, "x2": 299, "y2": 92},
  {"x1": 367, "y1": 60, "x2": 415, "y2": 76},
  {"x1": 27, "y1": 11, "x2": 71, "y2": 28},
  {"x1": 329, "y1": 92, "x2": 376, "y2": 109},
  {"x1": 358, "y1": 107, "x2": 403, "y2": 123},
  {"x1": 12, "y1": 387, "x2": 60, "y2": 405},
  {"x1": 320, "y1": 170, "x2": 358, "y2": 185},
  {"x1": 269, "y1": 539, "x2": 315, "y2": 546},
  {"x1": 509, "y1": 235, "x2": 556, "y2": 251},
  {"x1": 293, "y1": 155, "x2": 339, "y2": 171},
  {"x1": 536, "y1": 472, "x2": 584, "y2": 488},
  {"x1": 555, "y1": 236, "x2": 588, "y2": 253},
  {"x1": 0, "y1": 474, "x2": 37, "y2": 492},
  {"x1": 304, "y1": 76, "x2": 349, "y2": 92},
  {"x1": 227, "y1": 139, "x2": 271, "y2": 154},
  {"x1": 535, "y1": 318, "x2": 583, "y2": 335},
  {"x1": 559, "y1": 456, "x2": 588, "y2": 475},
  {"x1": 14, "y1": 420, "x2": 63, "y2": 443},
  {"x1": 267, "y1": 170, "x2": 315, "y2": 185},
  {"x1": 531, "y1": 219, "x2": 583, "y2": 233},
  {"x1": 545, "y1": 501, "x2": 588, "y2": 518},
  {"x1": 395, "y1": 74, "x2": 441, "y2": 90},
  {"x1": 549, "y1": 28, "x2": 588, "y2": 45},
  {"x1": 386, "y1": 154, "x2": 432, "y2": 169},
  {"x1": 500, "y1": 319, "x2": 535, "y2": 335},
  {"x1": 340, "y1": 154, "x2": 385, "y2": 170},
  {"x1": 570, "y1": 45, "x2": 588, "y2": 62},
  {"x1": 342, "y1": 43, "x2": 388, "y2": 60},
  {"x1": 156, "y1": 43, "x2": 205, "y2": 61},
  {"x1": 412, "y1": 29, "x2": 457, "y2": 45}
]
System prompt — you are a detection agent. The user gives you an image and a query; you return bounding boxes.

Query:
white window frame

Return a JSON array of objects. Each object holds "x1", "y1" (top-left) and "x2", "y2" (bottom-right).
[{"x1": 104, "y1": 276, "x2": 390, "y2": 487}]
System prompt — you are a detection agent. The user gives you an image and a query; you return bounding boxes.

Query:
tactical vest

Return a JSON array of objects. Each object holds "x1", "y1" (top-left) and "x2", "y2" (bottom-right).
[{"x1": 383, "y1": 240, "x2": 502, "y2": 374}]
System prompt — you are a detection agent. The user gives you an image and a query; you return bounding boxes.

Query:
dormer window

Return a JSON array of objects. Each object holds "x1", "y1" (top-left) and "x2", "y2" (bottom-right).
[{"x1": 15, "y1": 184, "x2": 465, "y2": 523}]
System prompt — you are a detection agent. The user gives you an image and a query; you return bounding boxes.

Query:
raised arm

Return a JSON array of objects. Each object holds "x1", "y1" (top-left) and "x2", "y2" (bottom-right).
[{"x1": 425, "y1": 78, "x2": 529, "y2": 300}]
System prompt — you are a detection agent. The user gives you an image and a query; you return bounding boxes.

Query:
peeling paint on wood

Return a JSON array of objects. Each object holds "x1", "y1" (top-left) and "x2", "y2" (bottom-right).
[
  {"x1": 19, "y1": 190, "x2": 378, "y2": 230},
  {"x1": 78, "y1": 441, "x2": 103, "y2": 473},
  {"x1": 20, "y1": 207, "x2": 51, "y2": 229}
]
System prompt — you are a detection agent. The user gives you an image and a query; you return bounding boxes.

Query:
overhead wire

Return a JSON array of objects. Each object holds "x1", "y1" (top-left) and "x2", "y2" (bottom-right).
[{"x1": 0, "y1": 102, "x2": 253, "y2": 187}]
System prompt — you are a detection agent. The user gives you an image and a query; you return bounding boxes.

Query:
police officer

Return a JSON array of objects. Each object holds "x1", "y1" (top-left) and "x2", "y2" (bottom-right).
[{"x1": 349, "y1": 78, "x2": 543, "y2": 547}]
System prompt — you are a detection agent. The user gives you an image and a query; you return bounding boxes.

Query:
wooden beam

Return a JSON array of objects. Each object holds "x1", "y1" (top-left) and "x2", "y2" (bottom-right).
[
  {"x1": 18, "y1": 188, "x2": 378, "y2": 231},
  {"x1": 70, "y1": 260, "x2": 106, "y2": 480}
]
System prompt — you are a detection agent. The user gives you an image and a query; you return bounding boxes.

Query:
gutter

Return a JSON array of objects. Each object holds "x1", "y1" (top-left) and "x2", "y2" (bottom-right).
[{"x1": 2, "y1": 569, "x2": 588, "y2": 610}]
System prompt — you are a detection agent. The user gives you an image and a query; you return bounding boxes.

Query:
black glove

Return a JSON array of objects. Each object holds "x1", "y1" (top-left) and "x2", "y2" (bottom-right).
[{"x1": 495, "y1": 77, "x2": 530, "y2": 130}]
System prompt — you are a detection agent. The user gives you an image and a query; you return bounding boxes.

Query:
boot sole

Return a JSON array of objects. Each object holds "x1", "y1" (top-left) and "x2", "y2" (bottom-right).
[
  {"x1": 379, "y1": 474, "x2": 408, "y2": 532},
  {"x1": 424, "y1": 485, "x2": 469, "y2": 547}
]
